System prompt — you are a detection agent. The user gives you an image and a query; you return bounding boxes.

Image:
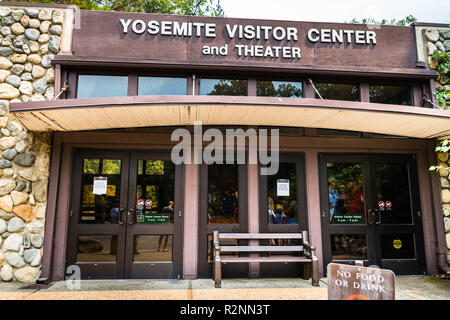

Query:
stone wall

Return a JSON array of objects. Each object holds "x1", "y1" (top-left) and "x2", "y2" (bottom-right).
[
  {"x1": 423, "y1": 28, "x2": 450, "y2": 110},
  {"x1": 0, "y1": 5, "x2": 63, "y2": 283},
  {"x1": 422, "y1": 27, "x2": 450, "y2": 269}
]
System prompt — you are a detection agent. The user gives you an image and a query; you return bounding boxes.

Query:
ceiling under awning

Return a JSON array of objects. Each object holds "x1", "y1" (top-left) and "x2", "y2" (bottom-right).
[{"x1": 9, "y1": 96, "x2": 450, "y2": 139}]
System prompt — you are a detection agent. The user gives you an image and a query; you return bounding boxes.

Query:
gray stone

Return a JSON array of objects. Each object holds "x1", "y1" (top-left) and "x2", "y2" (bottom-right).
[
  {"x1": 0, "y1": 209, "x2": 14, "y2": 221},
  {"x1": 444, "y1": 40, "x2": 450, "y2": 52},
  {"x1": 442, "y1": 177, "x2": 450, "y2": 188},
  {"x1": 15, "y1": 140, "x2": 27, "y2": 153},
  {"x1": 7, "y1": 120, "x2": 24, "y2": 136},
  {"x1": 15, "y1": 180, "x2": 27, "y2": 192},
  {"x1": 24, "y1": 62, "x2": 32, "y2": 72},
  {"x1": 3, "y1": 233, "x2": 23, "y2": 251},
  {"x1": 444, "y1": 217, "x2": 450, "y2": 233},
  {"x1": 22, "y1": 44, "x2": 30, "y2": 54},
  {"x1": 41, "y1": 54, "x2": 53, "y2": 68},
  {"x1": 1, "y1": 128, "x2": 9, "y2": 136},
  {"x1": 7, "y1": 217, "x2": 25, "y2": 233},
  {"x1": 23, "y1": 231, "x2": 31, "y2": 249},
  {"x1": 0, "y1": 47, "x2": 13, "y2": 56},
  {"x1": 30, "y1": 94, "x2": 45, "y2": 102},
  {"x1": 18, "y1": 81, "x2": 32, "y2": 96},
  {"x1": 33, "y1": 78, "x2": 47, "y2": 94},
  {"x1": 0, "y1": 100, "x2": 7, "y2": 116},
  {"x1": 5, "y1": 75, "x2": 21, "y2": 88},
  {"x1": 0, "y1": 218, "x2": 6, "y2": 234},
  {"x1": 0, "y1": 26, "x2": 11, "y2": 36},
  {"x1": 11, "y1": 10, "x2": 24, "y2": 21},
  {"x1": 427, "y1": 42, "x2": 437, "y2": 55},
  {"x1": 13, "y1": 153, "x2": 36, "y2": 167},
  {"x1": 49, "y1": 24, "x2": 62, "y2": 36},
  {"x1": 5, "y1": 252, "x2": 25, "y2": 268},
  {"x1": 1, "y1": 232, "x2": 8, "y2": 238},
  {"x1": 11, "y1": 64, "x2": 25, "y2": 76},
  {"x1": 0, "y1": 263, "x2": 13, "y2": 281},
  {"x1": 38, "y1": 9, "x2": 53, "y2": 21},
  {"x1": 25, "y1": 9, "x2": 39, "y2": 18},
  {"x1": 2, "y1": 148, "x2": 17, "y2": 160},
  {"x1": 27, "y1": 220, "x2": 43, "y2": 234},
  {"x1": 1, "y1": 16, "x2": 15, "y2": 26},
  {"x1": 11, "y1": 46, "x2": 24, "y2": 54},
  {"x1": 0, "y1": 7, "x2": 11, "y2": 18},
  {"x1": 1, "y1": 35, "x2": 13, "y2": 47},
  {"x1": 48, "y1": 35, "x2": 60, "y2": 53},
  {"x1": 2, "y1": 168, "x2": 13, "y2": 177},
  {"x1": 439, "y1": 29, "x2": 450, "y2": 40},
  {"x1": 23, "y1": 248, "x2": 41, "y2": 266},
  {"x1": 31, "y1": 234, "x2": 43, "y2": 248},
  {"x1": 425, "y1": 29, "x2": 440, "y2": 42},
  {"x1": 20, "y1": 72, "x2": 32, "y2": 81},
  {"x1": 24, "y1": 28, "x2": 40, "y2": 41},
  {"x1": 12, "y1": 35, "x2": 27, "y2": 48},
  {"x1": 0, "y1": 159, "x2": 12, "y2": 169}
]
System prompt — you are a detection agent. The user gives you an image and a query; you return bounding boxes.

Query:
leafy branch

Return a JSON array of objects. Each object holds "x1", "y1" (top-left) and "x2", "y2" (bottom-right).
[{"x1": 430, "y1": 139, "x2": 450, "y2": 173}]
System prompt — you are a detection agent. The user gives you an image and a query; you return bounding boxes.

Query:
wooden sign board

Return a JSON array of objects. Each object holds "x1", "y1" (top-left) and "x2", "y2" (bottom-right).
[{"x1": 327, "y1": 263, "x2": 395, "y2": 300}]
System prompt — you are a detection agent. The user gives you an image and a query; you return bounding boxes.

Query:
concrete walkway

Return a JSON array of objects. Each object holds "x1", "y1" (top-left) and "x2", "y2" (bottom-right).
[{"x1": 0, "y1": 276, "x2": 448, "y2": 300}]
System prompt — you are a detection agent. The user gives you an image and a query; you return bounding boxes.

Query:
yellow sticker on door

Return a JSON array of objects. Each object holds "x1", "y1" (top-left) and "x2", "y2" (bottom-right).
[{"x1": 393, "y1": 239, "x2": 402, "y2": 249}]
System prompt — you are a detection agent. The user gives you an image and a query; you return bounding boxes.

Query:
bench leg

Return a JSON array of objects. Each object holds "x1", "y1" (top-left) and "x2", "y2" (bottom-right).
[
  {"x1": 311, "y1": 259, "x2": 320, "y2": 287},
  {"x1": 214, "y1": 260, "x2": 222, "y2": 288},
  {"x1": 303, "y1": 263, "x2": 312, "y2": 280}
]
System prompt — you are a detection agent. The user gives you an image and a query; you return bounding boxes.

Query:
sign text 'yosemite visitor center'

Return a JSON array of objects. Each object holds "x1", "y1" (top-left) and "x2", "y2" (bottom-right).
[{"x1": 119, "y1": 18, "x2": 378, "y2": 59}]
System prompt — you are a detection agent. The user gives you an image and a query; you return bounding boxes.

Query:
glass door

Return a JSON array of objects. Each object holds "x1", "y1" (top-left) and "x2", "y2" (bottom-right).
[
  {"x1": 369, "y1": 155, "x2": 426, "y2": 274},
  {"x1": 125, "y1": 152, "x2": 183, "y2": 279},
  {"x1": 198, "y1": 163, "x2": 248, "y2": 277},
  {"x1": 67, "y1": 150, "x2": 129, "y2": 279},
  {"x1": 259, "y1": 154, "x2": 308, "y2": 277},
  {"x1": 320, "y1": 154, "x2": 425, "y2": 275},
  {"x1": 67, "y1": 150, "x2": 183, "y2": 279}
]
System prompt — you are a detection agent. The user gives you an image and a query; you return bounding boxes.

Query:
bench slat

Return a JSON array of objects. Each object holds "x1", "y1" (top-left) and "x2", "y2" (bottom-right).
[
  {"x1": 221, "y1": 257, "x2": 311, "y2": 263},
  {"x1": 220, "y1": 245, "x2": 303, "y2": 252},
  {"x1": 218, "y1": 233, "x2": 303, "y2": 240}
]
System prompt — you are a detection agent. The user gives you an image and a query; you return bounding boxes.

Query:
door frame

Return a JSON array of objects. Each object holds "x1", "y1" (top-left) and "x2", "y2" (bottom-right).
[
  {"x1": 66, "y1": 148, "x2": 184, "y2": 279},
  {"x1": 319, "y1": 153, "x2": 426, "y2": 275}
]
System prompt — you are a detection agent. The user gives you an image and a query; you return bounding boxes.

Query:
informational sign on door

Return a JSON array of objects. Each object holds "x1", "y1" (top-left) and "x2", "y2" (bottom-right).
[
  {"x1": 93, "y1": 177, "x2": 108, "y2": 195},
  {"x1": 277, "y1": 179, "x2": 290, "y2": 196},
  {"x1": 327, "y1": 263, "x2": 395, "y2": 300}
]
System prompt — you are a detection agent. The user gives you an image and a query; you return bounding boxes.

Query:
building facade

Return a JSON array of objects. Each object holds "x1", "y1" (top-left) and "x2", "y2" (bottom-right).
[{"x1": 0, "y1": 2, "x2": 448, "y2": 283}]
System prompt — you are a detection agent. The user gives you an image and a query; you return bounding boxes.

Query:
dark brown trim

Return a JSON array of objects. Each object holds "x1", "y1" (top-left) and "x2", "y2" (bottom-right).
[{"x1": 52, "y1": 55, "x2": 438, "y2": 80}]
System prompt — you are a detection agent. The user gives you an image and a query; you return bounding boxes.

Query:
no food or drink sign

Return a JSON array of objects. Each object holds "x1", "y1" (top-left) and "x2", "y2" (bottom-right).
[{"x1": 327, "y1": 263, "x2": 395, "y2": 300}]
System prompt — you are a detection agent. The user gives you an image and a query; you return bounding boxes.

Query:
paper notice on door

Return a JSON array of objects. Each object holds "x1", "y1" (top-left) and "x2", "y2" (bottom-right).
[
  {"x1": 93, "y1": 177, "x2": 108, "y2": 195},
  {"x1": 277, "y1": 179, "x2": 290, "y2": 196}
]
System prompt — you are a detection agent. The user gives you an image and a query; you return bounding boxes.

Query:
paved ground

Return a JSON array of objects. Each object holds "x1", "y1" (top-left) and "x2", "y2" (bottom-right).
[{"x1": 0, "y1": 276, "x2": 448, "y2": 300}]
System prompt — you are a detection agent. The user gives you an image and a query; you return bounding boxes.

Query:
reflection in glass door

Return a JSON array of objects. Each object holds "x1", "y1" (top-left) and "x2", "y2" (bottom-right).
[
  {"x1": 320, "y1": 154, "x2": 425, "y2": 275},
  {"x1": 259, "y1": 154, "x2": 308, "y2": 277},
  {"x1": 198, "y1": 163, "x2": 248, "y2": 277}
]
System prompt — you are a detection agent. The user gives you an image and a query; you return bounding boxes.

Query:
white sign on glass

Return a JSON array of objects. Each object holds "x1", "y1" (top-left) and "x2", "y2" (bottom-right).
[
  {"x1": 277, "y1": 179, "x2": 290, "y2": 196},
  {"x1": 93, "y1": 177, "x2": 108, "y2": 195}
]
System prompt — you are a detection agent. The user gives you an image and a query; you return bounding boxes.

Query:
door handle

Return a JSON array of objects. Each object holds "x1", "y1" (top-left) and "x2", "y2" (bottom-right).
[
  {"x1": 375, "y1": 209, "x2": 382, "y2": 225},
  {"x1": 127, "y1": 208, "x2": 135, "y2": 225},
  {"x1": 367, "y1": 209, "x2": 373, "y2": 225},
  {"x1": 118, "y1": 208, "x2": 125, "y2": 225}
]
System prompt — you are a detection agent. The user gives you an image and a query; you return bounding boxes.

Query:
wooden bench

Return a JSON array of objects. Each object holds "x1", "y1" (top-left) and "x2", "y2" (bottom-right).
[{"x1": 213, "y1": 231, "x2": 320, "y2": 288}]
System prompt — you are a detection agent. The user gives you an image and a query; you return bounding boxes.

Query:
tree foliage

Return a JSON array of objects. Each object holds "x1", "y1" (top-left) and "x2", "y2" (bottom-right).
[
  {"x1": 348, "y1": 15, "x2": 417, "y2": 26},
  {"x1": 16, "y1": 0, "x2": 225, "y2": 16}
]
